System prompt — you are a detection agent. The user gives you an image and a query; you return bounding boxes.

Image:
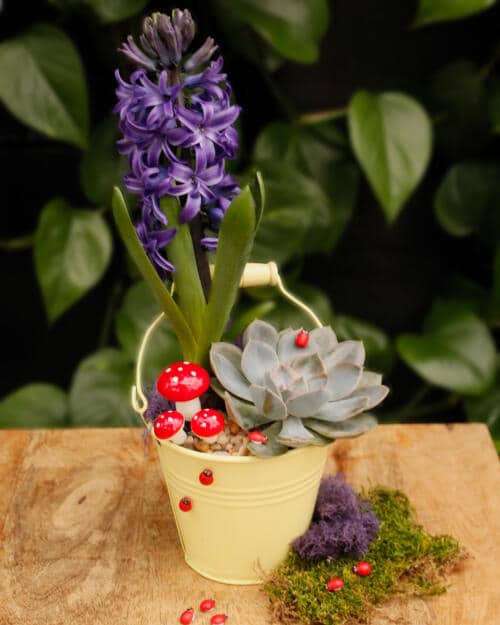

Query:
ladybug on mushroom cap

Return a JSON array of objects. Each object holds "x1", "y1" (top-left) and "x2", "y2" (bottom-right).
[{"x1": 157, "y1": 361, "x2": 210, "y2": 421}]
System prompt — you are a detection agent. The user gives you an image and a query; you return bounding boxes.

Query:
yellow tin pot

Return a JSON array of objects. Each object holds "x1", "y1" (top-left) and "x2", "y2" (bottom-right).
[{"x1": 156, "y1": 439, "x2": 330, "y2": 584}]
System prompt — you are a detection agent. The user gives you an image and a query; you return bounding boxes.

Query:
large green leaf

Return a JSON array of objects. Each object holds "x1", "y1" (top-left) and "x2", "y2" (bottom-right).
[
  {"x1": 0, "y1": 384, "x2": 68, "y2": 428},
  {"x1": 222, "y1": 0, "x2": 329, "y2": 63},
  {"x1": 333, "y1": 315, "x2": 395, "y2": 373},
  {"x1": 196, "y1": 186, "x2": 257, "y2": 365},
  {"x1": 465, "y1": 361, "x2": 500, "y2": 445},
  {"x1": 348, "y1": 91, "x2": 432, "y2": 222},
  {"x1": 397, "y1": 300, "x2": 496, "y2": 395},
  {"x1": 161, "y1": 197, "x2": 206, "y2": 341},
  {"x1": 488, "y1": 81, "x2": 500, "y2": 134},
  {"x1": 434, "y1": 162, "x2": 500, "y2": 237},
  {"x1": 111, "y1": 187, "x2": 198, "y2": 360},
  {"x1": 34, "y1": 198, "x2": 112, "y2": 322},
  {"x1": 87, "y1": 0, "x2": 149, "y2": 23},
  {"x1": 414, "y1": 0, "x2": 496, "y2": 26},
  {"x1": 0, "y1": 24, "x2": 88, "y2": 148},
  {"x1": 80, "y1": 117, "x2": 128, "y2": 205},
  {"x1": 115, "y1": 281, "x2": 182, "y2": 387},
  {"x1": 69, "y1": 349, "x2": 136, "y2": 426},
  {"x1": 261, "y1": 283, "x2": 334, "y2": 330},
  {"x1": 429, "y1": 61, "x2": 489, "y2": 157}
]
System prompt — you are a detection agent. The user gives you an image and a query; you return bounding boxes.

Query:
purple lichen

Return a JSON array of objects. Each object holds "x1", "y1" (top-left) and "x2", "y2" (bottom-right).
[{"x1": 292, "y1": 474, "x2": 379, "y2": 561}]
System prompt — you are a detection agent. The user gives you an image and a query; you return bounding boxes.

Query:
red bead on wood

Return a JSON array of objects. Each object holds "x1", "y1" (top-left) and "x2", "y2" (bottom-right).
[
  {"x1": 199, "y1": 469, "x2": 214, "y2": 486},
  {"x1": 326, "y1": 577, "x2": 344, "y2": 591},
  {"x1": 179, "y1": 608, "x2": 194, "y2": 625},
  {"x1": 248, "y1": 431, "x2": 268, "y2": 444},
  {"x1": 200, "y1": 598, "x2": 216, "y2": 612},
  {"x1": 179, "y1": 496, "x2": 192, "y2": 512},
  {"x1": 210, "y1": 615, "x2": 228, "y2": 625},
  {"x1": 353, "y1": 561, "x2": 372, "y2": 576},
  {"x1": 295, "y1": 330, "x2": 309, "y2": 348}
]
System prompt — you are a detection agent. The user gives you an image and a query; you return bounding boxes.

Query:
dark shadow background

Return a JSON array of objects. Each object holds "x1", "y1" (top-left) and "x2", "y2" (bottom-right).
[{"x1": 1, "y1": 0, "x2": 499, "y2": 407}]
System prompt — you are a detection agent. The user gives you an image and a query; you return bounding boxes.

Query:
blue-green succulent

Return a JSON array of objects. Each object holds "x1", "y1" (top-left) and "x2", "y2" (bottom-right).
[{"x1": 210, "y1": 320, "x2": 389, "y2": 457}]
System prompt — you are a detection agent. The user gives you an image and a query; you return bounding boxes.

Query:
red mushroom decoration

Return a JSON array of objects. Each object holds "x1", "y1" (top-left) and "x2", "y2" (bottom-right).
[
  {"x1": 191, "y1": 408, "x2": 225, "y2": 444},
  {"x1": 157, "y1": 361, "x2": 210, "y2": 420},
  {"x1": 153, "y1": 410, "x2": 186, "y2": 445}
]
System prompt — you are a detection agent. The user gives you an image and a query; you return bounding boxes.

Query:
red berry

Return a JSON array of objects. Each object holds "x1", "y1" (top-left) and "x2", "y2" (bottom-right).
[
  {"x1": 210, "y1": 615, "x2": 227, "y2": 625},
  {"x1": 248, "y1": 431, "x2": 268, "y2": 444},
  {"x1": 326, "y1": 577, "x2": 344, "y2": 591},
  {"x1": 200, "y1": 599, "x2": 216, "y2": 612},
  {"x1": 353, "y1": 561, "x2": 372, "y2": 576},
  {"x1": 179, "y1": 496, "x2": 192, "y2": 512},
  {"x1": 180, "y1": 608, "x2": 194, "y2": 624},
  {"x1": 199, "y1": 469, "x2": 214, "y2": 486},
  {"x1": 295, "y1": 330, "x2": 309, "y2": 348}
]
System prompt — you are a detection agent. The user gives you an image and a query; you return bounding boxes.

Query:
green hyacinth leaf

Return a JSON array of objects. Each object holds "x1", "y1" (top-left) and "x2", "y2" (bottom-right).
[
  {"x1": 348, "y1": 91, "x2": 432, "y2": 222},
  {"x1": 241, "y1": 339, "x2": 281, "y2": 386},
  {"x1": 308, "y1": 396, "x2": 370, "y2": 423},
  {"x1": 277, "y1": 416, "x2": 318, "y2": 447},
  {"x1": 326, "y1": 364, "x2": 362, "y2": 401},
  {"x1": 414, "y1": 0, "x2": 496, "y2": 27},
  {"x1": 305, "y1": 414, "x2": 377, "y2": 438},
  {"x1": 210, "y1": 343, "x2": 252, "y2": 402},
  {"x1": 247, "y1": 422, "x2": 289, "y2": 457},
  {"x1": 249, "y1": 385, "x2": 287, "y2": 420},
  {"x1": 286, "y1": 389, "x2": 330, "y2": 419},
  {"x1": 35, "y1": 198, "x2": 112, "y2": 322},
  {"x1": 397, "y1": 300, "x2": 496, "y2": 395},
  {"x1": 0, "y1": 24, "x2": 89, "y2": 148},
  {"x1": 324, "y1": 341, "x2": 366, "y2": 369},
  {"x1": 243, "y1": 319, "x2": 279, "y2": 348},
  {"x1": 0, "y1": 383, "x2": 68, "y2": 428},
  {"x1": 224, "y1": 392, "x2": 271, "y2": 429}
]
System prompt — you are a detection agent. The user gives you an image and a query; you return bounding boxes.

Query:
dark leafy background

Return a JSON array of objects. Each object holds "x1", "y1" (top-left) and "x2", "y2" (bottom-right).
[{"x1": 0, "y1": 0, "x2": 499, "y2": 450}]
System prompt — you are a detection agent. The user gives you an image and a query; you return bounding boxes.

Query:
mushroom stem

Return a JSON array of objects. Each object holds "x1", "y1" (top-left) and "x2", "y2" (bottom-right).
[
  {"x1": 172, "y1": 429, "x2": 187, "y2": 445},
  {"x1": 176, "y1": 398, "x2": 202, "y2": 421}
]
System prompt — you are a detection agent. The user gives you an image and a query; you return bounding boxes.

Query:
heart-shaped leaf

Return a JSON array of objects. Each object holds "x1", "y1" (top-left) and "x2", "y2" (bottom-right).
[
  {"x1": 397, "y1": 300, "x2": 496, "y2": 395},
  {"x1": 0, "y1": 24, "x2": 88, "y2": 148},
  {"x1": 414, "y1": 0, "x2": 496, "y2": 27},
  {"x1": 348, "y1": 91, "x2": 432, "y2": 222},
  {"x1": 0, "y1": 384, "x2": 68, "y2": 428},
  {"x1": 34, "y1": 198, "x2": 112, "y2": 322}
]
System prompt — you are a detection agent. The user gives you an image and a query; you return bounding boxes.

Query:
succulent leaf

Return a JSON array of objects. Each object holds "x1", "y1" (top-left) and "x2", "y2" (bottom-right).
[
  {"x1": 277, "y1": 416, "x2": 318, "y2": 447},
  {"x1": 304, "y1": 414, "x2": 377, "y2": 438},
  {"x1": 359, "y1": 370, "x2": 383, "y2": 386},
  {"x1": 249, "y1": 384, "x2": 287, "y2": 420},
  {"x1": 324, "y1": 340, "x2": 365, "y2": 368},
  {"x1": 277, "y1": 328, "x2": 316, "y2": 363},
  {"x1": 287, "y1": 389, "x2": 331, "y2": 418},
  {"x1": 326, "y1": 364, "x2": 362, "y2": 401},
  {"x1": 210, "y1": 343, "x2": 252, "y2": 401},
  {"x1": 241, "y1": 339, "x2": 281, "y2": 385},
  {"x1": 291, "y1": 352, "x2": 327, "y2": 382},
  {"x1": 243, "y1": 319, "x2": 279, "y2": 348},
  {"x1": 350, "y1": 384, "x2": 390, "y2": 410},
  {"x1": 225, "y1": 392, "x2": 271, "y2": 429},
  {"x1": 308, "y1": 396, "x2": 369, "y2": 422},
  {"x1": 309, "y1": 326, "x2": 338, "y2": 356}
]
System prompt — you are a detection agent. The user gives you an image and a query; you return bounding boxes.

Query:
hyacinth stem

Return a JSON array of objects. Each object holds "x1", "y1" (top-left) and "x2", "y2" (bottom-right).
[{"x1": 190, "y1": 216, "x2": 212, "y2": 301}]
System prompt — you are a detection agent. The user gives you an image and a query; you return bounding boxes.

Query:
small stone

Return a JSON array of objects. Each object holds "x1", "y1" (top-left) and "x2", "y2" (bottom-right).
[
  {"x1": 228, "y1": 421, "x2": 241, "y2": 434},
  {"x1": 194, "y1": 440, "x2": 210, "y2": 453},
  {"x1": 218, "y1": 433, "x2": 229, "y2": 446}
]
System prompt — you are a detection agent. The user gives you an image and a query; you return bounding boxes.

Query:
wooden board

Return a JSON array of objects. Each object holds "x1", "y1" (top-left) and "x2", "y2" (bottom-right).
[{"x1": 0, "y1": 424, "x2": 499, "y2": 625}]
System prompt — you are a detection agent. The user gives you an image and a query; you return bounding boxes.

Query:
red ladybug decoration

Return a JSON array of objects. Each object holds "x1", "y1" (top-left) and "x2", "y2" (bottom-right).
[
  {"x1": 179, "y1": 496, "x2": 192, "y2": 512},
  {"x1": 248, "y1": 431, "x2": 268, "y2": 444},
  {"x1": 200, "y1": 598, "x2": 216, "y2": 612},
  {"x1": 210, "y1": 615, "x2": 228, "y2": 625},
  {"x1": 295, "y1": 330, "x2": 309, "y2": 348},
  {"x1": 199, "y1": 469, "x2": 214, "y2": 486},
  {"x1": 179, "y1": 608, "x2": 194, "y2": 624},
  {"x1": 353, "y1": 561, "x2": 372, "y2": 576},
  {"x1": 325, "y1": 577, "x2": 344, "y2": 591}
]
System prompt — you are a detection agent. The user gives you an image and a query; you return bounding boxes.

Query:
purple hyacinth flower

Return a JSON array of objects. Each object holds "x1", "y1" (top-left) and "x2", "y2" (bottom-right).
[{"x1": 115, "y1": 9, "x2": 241, "y2": 275}]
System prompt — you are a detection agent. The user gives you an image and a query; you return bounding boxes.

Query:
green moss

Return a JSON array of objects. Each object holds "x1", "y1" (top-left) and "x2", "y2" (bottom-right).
[{"x1": 265, "y1": 488, "x2": 464, "y2": 625}]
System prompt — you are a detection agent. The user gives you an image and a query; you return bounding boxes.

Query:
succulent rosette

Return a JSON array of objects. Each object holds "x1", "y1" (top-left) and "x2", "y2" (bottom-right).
[{"x1": 210, "y1": 320, "x2": 389, "y2": 457}]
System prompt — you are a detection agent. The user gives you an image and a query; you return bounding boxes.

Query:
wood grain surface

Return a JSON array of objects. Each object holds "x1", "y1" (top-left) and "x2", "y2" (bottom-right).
[{"x1": 0, "y1": 424, "x2": 499, "y2": 625}]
